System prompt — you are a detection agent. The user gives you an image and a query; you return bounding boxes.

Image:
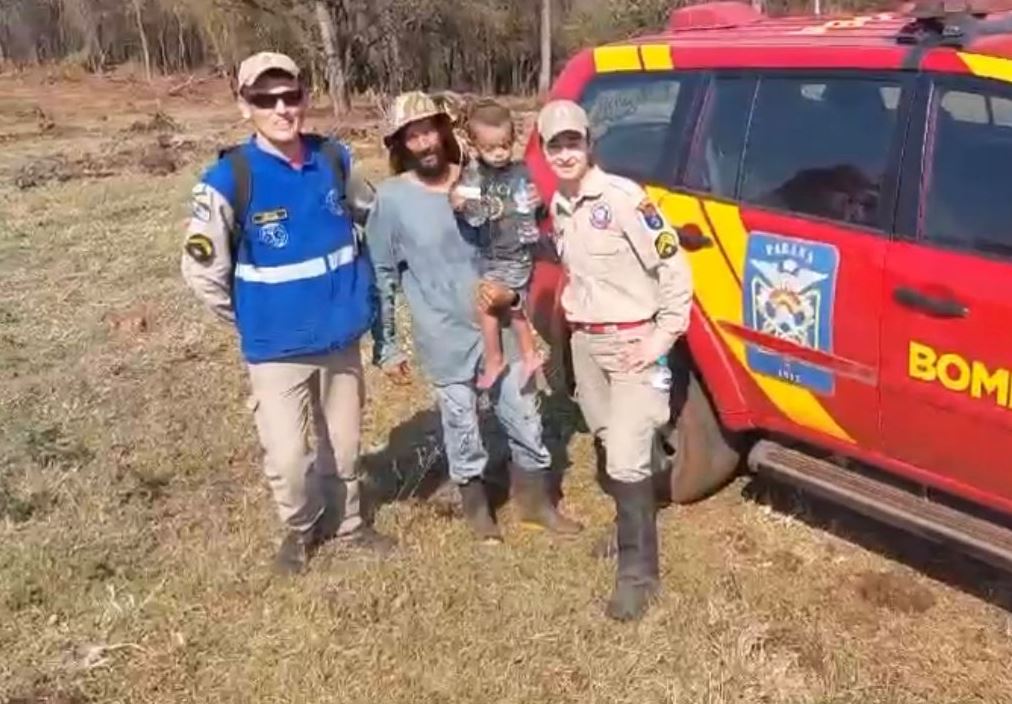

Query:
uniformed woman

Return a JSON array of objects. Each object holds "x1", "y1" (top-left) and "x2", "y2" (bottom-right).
[{"x1": 537, "y1": 100, "x2": 693, "y2": 621}]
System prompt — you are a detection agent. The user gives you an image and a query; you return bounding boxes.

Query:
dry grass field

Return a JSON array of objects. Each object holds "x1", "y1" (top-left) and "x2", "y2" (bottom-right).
[{"x1": 2, "y1": 67, "x2": 1012, "y2": 704}]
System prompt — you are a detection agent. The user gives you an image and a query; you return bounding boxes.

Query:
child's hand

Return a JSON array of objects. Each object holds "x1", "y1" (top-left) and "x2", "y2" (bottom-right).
[{"x1": 449, "y1": 188, "x2": 467, "y2": 212}]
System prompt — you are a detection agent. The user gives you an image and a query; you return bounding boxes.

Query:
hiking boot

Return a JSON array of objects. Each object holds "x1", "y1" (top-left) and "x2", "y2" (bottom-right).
[
  {"x1": 459, "y1": 478, "x2": 503, "y2": 544},
  {"x1": 605, "y1": 477, "x2": 660, "y2": 622},
  {"x1": 514, "y1": 470, "x2": 583, "y2": 535},
  {"x1": 274, "y1": 530, "x2": 316, "y2": 576},
  {"x1": 337, "y1": 524, "x2": 397, "y2": 555}
]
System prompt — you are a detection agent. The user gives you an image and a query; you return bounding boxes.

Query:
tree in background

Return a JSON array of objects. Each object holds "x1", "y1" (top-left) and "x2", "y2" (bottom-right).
[
  {"x1": 0, "y1": 0, "x2": 898, "y2": 103},
  {"x1": 539, "y1": 0, "x2": 551, "y2": 95}
]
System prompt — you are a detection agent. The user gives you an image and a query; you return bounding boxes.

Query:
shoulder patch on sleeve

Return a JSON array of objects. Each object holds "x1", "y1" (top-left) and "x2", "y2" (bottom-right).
[
  {"x1": 191, "y1": 184, "x2": 212, "y2": 222},
  {"x1": 637, "y1": 199, "x2": 665, "y2": 231},
  {"x1": 654, "y1": 230, "x2": 679, "y2": 259},
  {"x1": 185, "y1": 233, "x2": 215, "y2": 265}
]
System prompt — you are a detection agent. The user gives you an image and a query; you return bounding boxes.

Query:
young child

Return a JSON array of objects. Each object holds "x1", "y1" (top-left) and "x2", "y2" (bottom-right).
[{"x1": 452, "y1": 98, "x2": 544, "y2": 390}]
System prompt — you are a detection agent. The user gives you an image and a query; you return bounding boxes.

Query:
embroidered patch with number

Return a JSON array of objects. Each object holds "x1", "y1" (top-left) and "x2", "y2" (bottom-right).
[
  {"x1": 590, "y1": 203, "x2": 612, "y2": 229},
  {"x1": 252, "y1": 208, "x2": 288, "y2": 225},
  {"x1": 654, "y1": 230, "x2": 678, "y2": 259},
  {"x1": 258, "y1": 223, "x2": 289, "y2": 249},
  {"x1": 637, "y1": 200, "x2": 664, "y2": 231},
  {"x1": 185, "y1": 233, "x2": 214, "y2": 264}
]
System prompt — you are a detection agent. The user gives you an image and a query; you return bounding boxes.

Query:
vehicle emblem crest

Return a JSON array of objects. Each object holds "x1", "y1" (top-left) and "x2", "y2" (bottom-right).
[{"x1": 743, "y1": 232, "x2": 839, "y2": 394}]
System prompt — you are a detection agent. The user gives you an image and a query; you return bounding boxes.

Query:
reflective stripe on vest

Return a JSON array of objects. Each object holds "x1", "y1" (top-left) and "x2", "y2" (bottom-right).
[{"x1": 234, "y1": 245, "x2": 356, "y2": 284}]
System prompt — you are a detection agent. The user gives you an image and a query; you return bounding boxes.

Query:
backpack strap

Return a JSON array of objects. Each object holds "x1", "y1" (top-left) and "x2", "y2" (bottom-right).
[
  {"x1": 219, "y1": 146, "x2": 251, "y2": 259},
  {"x1": 311, "y1": 134, "x2": 348, "y2": 202}
]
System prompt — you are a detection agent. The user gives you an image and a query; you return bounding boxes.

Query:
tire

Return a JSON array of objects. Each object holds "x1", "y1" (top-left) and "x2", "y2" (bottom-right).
[{"x1": 664, "y1": 351, "x2": 746, "y2": 504}]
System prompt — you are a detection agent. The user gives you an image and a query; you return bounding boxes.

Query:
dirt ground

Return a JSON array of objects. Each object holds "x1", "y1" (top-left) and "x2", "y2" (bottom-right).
[{"x1": 1, "y1": 68, "x2": 1011, "y2": 704}]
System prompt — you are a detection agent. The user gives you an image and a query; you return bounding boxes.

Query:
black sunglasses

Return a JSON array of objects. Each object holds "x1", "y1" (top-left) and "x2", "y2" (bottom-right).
[{"x1": 244, "y1": 89, "x2": 304, "y2": 110}]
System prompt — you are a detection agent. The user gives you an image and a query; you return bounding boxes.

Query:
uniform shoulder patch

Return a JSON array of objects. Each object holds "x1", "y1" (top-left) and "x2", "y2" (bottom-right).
[
  {"x1": 191, "y1": 184, "x2": 212, "y2": 223},
  {"x1": 637, "y1": 199, "x2": 665, "y2": 231},
  {"x1": 185, "y1": 233, "x2": 215, "y2": 265},
  {"x1": 654, "y1": 230, "x2": 679, "y2": 259}
]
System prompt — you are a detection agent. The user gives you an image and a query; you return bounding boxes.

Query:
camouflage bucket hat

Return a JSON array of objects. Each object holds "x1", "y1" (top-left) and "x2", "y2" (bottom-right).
[{"x1": 382, "y1": 91, "x2": 449, "y2": 147}]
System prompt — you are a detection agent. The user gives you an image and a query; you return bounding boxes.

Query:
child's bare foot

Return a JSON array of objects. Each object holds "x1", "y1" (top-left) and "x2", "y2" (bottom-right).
[
  {"x1": 477, "y1": 358, "x2": 508, "y2": 390},
  {"x1": 520, "y1": 351, "x2": 545, "y2": 389}
]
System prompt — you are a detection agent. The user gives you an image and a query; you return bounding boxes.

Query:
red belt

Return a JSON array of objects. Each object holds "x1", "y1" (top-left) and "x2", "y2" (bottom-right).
[{"x1": 569, "y1": 319, "x2": 651, "y2": 334}]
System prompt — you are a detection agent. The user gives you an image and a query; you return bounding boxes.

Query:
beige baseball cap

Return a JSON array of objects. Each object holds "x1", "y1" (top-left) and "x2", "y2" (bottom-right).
[
  {"x1": 237, "y1": 52, "x2": 300, "y2": 90},
  {"x1": 537, "y1": 100, "x2": 590, "y2": 142},
  {"x1": 383, "y1": 91, "x2": 449, "y2": 147}
]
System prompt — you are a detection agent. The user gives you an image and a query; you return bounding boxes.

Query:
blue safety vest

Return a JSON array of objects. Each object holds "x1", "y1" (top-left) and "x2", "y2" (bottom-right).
[{"x1": 200, "y1": 135, "x2": 375, "y2": 363}]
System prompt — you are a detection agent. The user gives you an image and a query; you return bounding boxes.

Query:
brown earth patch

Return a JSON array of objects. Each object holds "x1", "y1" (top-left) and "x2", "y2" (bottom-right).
[{"x1": 854, "y1": 569, "x2": 938, "y2": 614}]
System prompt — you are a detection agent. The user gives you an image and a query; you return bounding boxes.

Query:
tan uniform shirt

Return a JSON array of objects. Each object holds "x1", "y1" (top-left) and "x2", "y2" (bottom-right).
[
  {"x1": 180, "y1": 145, "x2": 376, "y2": 325},
  {"x1": 550, "y1": 167, "x2": 693, "y2": 346}
]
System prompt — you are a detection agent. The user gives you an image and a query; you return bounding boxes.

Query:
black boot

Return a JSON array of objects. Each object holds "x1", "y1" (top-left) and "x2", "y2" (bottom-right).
[
  {"x1": 606, "y1": 477, "x2": 660, "y2": 621},
  {"x1": 593, "y1": 433, "x2": 671, "y2": 560},
  {"x1": 513, "y1": 469, "x2": 583, "y2": 535},
  {"x1": 274, "y1": 529, "x2": 318, "y2": 576},
  {"x1": 459, "y1": 478, "x2": 503, "y2": 544}
]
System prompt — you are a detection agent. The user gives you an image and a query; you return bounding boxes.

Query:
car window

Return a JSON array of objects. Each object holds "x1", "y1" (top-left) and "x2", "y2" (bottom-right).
[
  {"x1": 739, "y1": 76, "x2": 902, "y2": 229},
  {"x1": 580, "y1": 75, "x2": 683, "y2": 181},
  {"x1": 923, "y1": 86, "x2": 1012, "y2": 257},
  {"x1": 684, "y1": 76, "x2": 756, "y2": 198}
]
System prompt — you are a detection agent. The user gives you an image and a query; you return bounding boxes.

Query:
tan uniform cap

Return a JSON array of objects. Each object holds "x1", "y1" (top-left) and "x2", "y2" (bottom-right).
[
  {"x1": 237, "y1": 52, "x2": 300, "y2": 90},
  {"x1": 383, "y1": 91, "x2": 449, "y2": 146},
  {"x1": 537, "y1": 100, "x2": 590, "y2": 142}
]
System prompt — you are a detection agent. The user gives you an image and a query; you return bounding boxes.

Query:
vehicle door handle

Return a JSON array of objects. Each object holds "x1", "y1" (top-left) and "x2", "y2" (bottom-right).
[
  {"x1": 893, "y1": 286, "x2": 969, "y2": 318},
  {"x1": 677, "y1": 224, "x2": 713, "y2": 251}
]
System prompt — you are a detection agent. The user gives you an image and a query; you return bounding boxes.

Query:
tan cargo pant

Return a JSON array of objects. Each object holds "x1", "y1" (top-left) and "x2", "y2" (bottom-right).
[
  {"x1": 246, "y1": 343, "x2": 363, "y2": 536},
  {"x1": 570, "y1": 325, "x2": 671, "y2": 483}
]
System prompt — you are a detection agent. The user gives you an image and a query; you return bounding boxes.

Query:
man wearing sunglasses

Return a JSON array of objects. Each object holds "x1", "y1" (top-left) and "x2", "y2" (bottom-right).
[{"x1": 181, "y1": 51, "x2": 393, "y2": 575}]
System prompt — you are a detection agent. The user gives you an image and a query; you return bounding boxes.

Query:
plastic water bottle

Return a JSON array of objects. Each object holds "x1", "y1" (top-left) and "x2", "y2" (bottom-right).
[
  {"x1": 456, "y1": 160, "x2": 487, "y2": 228},
  {"x1": 651, "y1": 355, "x2": 672, "y2": 392},
  {"x1": 514, "y1": 174, "x2": 541, "y2": 244}
]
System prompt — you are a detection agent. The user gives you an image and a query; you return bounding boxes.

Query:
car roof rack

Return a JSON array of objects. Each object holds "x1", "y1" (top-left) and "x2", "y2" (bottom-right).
[{"x1": 896, "y1": 0, "x2": 1012, "y2": 46}]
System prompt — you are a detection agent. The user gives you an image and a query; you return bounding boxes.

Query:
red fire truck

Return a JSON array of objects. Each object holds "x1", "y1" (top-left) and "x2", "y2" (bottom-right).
[{"x1": 525, "y1": 0, "x2": 1012, "y2": 568}]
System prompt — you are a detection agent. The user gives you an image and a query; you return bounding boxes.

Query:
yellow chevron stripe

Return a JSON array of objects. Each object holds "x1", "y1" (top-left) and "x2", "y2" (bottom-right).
[
  {"x1": 959, "y1": 52, "x2": 1012, "y2": 84},
  {"x1": 702, "y1": 200, "x2": 747, "y2": 281},
  {"x1": 593, "y1": 46, "x2": 642, "y2": 73},
  {"x1": 646, "y1": 188, "x2": 854, "y2": 444},
  {"x1": 639, "y1": 44, "x2": 674, "y2": 71}
]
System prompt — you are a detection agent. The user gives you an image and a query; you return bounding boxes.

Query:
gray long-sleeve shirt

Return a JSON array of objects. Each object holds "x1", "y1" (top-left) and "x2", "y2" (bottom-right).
[{"x1": 366, "y1": 174, "x2": 519, "y2": 386}]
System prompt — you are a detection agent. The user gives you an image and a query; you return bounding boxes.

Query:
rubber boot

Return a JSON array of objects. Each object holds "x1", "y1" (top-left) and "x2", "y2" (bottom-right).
[
  {"x1": 514, "y1": 470, "x2": 583, "y2": 535},
  {"x1": 606, "y1": 477, "x2": 660, "y2": 622},
  {"x1": 593, "y1": 433, "x2": 671, "y2": 560},
  {"x1": 459, "y1": 478, "x2": 503, "y2": 544},
  {"x1": 274, "y1": 529, "x2": 318, "y2": 576}
]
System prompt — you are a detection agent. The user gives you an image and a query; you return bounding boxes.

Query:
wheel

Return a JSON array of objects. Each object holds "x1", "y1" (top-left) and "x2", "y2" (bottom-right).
[{"x1": 664, "y1": 352, "x2": 746, "y2": 504}]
